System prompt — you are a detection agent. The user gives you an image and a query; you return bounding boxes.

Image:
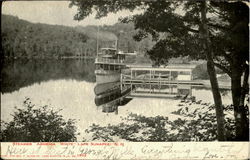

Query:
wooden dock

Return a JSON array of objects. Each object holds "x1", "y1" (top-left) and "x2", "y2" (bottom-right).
[
  {"x1": 120, "y1": 65, "x2": 231, "y2": 98},
  {"x1": 122, "y1": 78, "x2": 204, "y2": 86},
  {"x1": 127, "y1": 92, "x2": 181, "y2": 99}
]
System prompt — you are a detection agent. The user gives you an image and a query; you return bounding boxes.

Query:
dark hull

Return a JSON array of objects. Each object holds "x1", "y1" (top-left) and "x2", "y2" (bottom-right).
[
  {"x1": 94, "y1": 82, "x2": 120, "y2": 96},
  {"x1": 95, "y1": 86, "x2": 132, "y2": 106},
  {"x1": 119, "y1": 97, "x2": 133, "y2": 106}
]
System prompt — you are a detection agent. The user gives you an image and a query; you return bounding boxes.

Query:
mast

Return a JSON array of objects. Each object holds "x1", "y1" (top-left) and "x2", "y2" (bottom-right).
[
  {"x1": 115, "y1": 37, "x2": 118, "y2": 55},
  {"x1": 115, "y1": 39, "x2": 118, "y2": 50},
  {"x1": 96, "y1": 26, "x2": 99, "y2": 55}
]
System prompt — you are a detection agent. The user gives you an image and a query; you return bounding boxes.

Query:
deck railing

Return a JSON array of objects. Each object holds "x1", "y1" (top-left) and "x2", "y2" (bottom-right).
[{"x1": 95, "y1": 57, "x2": 125, "y2": 64}]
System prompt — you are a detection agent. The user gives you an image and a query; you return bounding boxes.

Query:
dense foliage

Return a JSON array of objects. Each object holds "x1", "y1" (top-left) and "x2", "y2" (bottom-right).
[
  {"x1": 192, "y1": 63, "x2": 224, "y2": 80},
  {"x1": 84, "y1": 98, "x2": 240, "y2": 141},
  {"x1": 70, "y1": 0, "x2": 249, "y2": 141},
  {"x1": 1, "y1": 15, "x2": 88, "y2": 58},
  {"x1": 1, "y1": 97, "x2": 246, "y2": 142},
  {"x1": 75, "y1": 23, "x2": 155, "y2": 55},
  {"x1": 1, "y1": 15, "x2": 154, "y2": 59},
  {"x1": 1, "y1": 98, "x2": 77, "y2": 142}
]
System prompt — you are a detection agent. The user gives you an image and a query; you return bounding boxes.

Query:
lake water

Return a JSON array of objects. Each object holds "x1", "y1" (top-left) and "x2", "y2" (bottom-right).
[{"x1": 1, "y1": 59, "x2": 232, "y2": 140}]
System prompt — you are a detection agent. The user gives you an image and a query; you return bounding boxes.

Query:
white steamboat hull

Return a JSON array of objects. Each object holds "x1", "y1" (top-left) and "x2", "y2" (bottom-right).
[{"x1": 95, "y1": 73, "x2": 120, "y2": 84}]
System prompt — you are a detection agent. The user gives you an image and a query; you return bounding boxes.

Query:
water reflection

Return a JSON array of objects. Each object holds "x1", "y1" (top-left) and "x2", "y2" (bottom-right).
[
  {"x1": 94, "y1": 57, "x2": 231, "y2": 114},
  {"x1": 94, "y1": 81, "x2": 194, "y2": 114},
  {"x1": 1, "y1": 58, "x2": 231, "y2": 117},
  {"x1": 94, "y1": 82, "x2": 133, "y2": 113},
  {"x1": 94, "y1": 48, "x2": 132, "y2": 113},
  {"x1": 1, "y1": 59, "x2": 95, "y2": 93},
  {"x1": 1, "y1": 58, "x2": 232, "y2": 140},
  {"x1": 93, "y1": 48, "x2": 201, "y2": 113}
]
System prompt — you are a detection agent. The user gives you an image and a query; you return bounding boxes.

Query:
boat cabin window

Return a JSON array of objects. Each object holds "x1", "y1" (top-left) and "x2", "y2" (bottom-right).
[{"x1": 118, "y1": 54, "x2": 125, "y2": 60}]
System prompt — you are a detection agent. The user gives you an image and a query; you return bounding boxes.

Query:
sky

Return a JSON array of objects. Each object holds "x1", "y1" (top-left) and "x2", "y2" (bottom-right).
[{"x1": 2, "y1": 1, "x2": 136, "y2": 26}]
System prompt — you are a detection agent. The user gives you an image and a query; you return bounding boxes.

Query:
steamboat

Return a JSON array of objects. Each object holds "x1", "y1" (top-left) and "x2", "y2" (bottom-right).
[{"x1": 95, "y1": 48, "x2": 126, "y2": 84}]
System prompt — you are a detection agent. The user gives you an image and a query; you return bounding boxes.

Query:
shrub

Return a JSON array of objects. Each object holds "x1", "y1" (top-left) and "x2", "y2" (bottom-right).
[
  {"x1": 192, "y1": 62, "x2": 224, "y2": 80},
  {"x1": 84, "y1": 100, "x2": 237, "y2": 141},
  {"x1": 0, "y1": 98, "x2": 77, "y2": 142}
]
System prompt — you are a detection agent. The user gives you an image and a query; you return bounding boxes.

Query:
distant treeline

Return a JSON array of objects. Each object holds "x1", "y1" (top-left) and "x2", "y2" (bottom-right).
[
  {"x1": 75, "y1": 23, "x2": 155, "y2": 54},
  {"x1": 1, "y1": 15, "x2": 154, "y2": 59}
]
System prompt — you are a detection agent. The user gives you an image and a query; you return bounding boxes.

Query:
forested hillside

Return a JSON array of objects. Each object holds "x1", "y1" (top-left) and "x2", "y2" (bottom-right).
[
  {"x1": 1, "y1": 15, "x2": 154, "y2": 59},
  {"x1": 101, "y1": 23, "x2": 154, "y2": 54},
  {"x1": 1, "y1": 15, "x2": 89, "y2": 58}
]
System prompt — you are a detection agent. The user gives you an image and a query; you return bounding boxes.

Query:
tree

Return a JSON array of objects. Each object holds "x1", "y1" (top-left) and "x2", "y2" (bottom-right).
[
  {"x1": 198, "y1": 1, "x2": 225, "y2": 140},
  {"x1": 70, "y1": 0, "x2": 249, "y2": 141},
  {"x1": 69, "y1": 0, "x2": 225, "y2": 140},
  {"x1": 208, "y1": 1, "x2": 249, "y2": 140},
  {"x1": 1, "y1": 98, "x2": 77, "y2": 142}
]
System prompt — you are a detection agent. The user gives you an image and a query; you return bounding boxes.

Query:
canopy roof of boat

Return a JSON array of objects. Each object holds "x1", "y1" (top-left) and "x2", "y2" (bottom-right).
[
  {"x1": 98, "y1": 48, "x2": 126, "y2": 56},
  {"x1": 117, "y1": 52, "x2": 125, "y2": 55}
]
